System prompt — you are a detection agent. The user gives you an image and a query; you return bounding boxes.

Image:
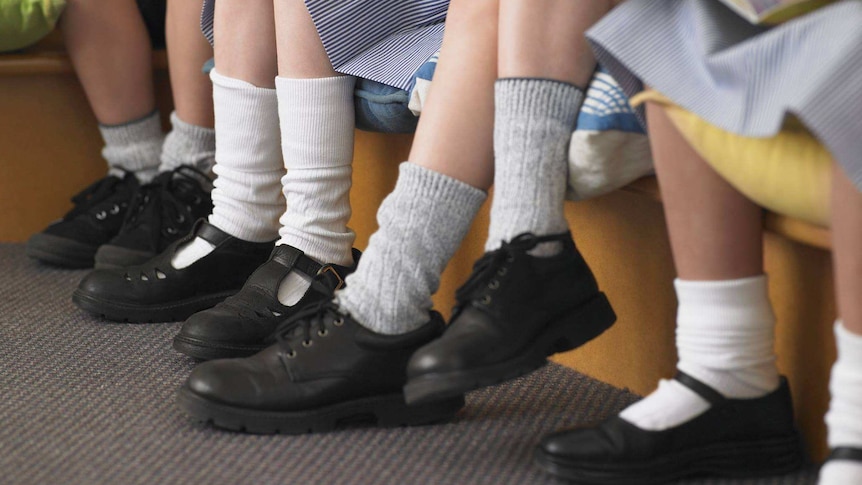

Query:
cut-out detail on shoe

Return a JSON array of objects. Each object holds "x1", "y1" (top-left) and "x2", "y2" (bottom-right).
[
  {"x1": 155, "y1": 269, "x2": 167, "y2": 280},
  {"x1": 140, "y1": 272, "x2": 149, "y2": 281},
  {"x1": 124, "y1": 273, "x2": 132, "y2": 282},
  {"x1": 95, "y1": 211, "x2": 107, "y2": 220}
]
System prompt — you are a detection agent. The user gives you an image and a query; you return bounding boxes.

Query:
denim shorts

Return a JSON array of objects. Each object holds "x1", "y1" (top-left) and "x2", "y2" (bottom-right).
[{"x1": 354, "y1": 78, "x2": 418, "y2": 134}]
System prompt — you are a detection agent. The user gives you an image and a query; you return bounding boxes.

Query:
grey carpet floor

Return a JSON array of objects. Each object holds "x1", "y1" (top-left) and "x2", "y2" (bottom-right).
[{"x1": 0, "y1": 243, "x2": 817, "y2": 485}]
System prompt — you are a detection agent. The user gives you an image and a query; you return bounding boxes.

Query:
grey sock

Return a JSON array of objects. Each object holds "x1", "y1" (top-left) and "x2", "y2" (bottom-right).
[
  {"x1": 99, "y1": 111, "x2": 164, "y2": 183},
  {"x1": 485, "y1": 78, "x2": 583, "y2": 254},
  {"x1": 335, "y1": 162, "x2": 487, "y2": 335},
  {"x1": 159, "y1": 111, "x2": 216, "y2": 176}
]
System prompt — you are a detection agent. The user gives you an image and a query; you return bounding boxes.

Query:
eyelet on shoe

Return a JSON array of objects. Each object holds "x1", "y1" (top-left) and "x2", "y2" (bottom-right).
[
  {"x1": 488, "y1": 280, "x2": 500, "y2": 290},
  {"x1": 333, "y1": 317, "x2": 344, "y2": 327},
  {"x1": 109, "y1": 204, "x2": 120, "y2": 215},
  {"x1": 95, "y1": 211, "x2": 107, "y2": 220},
  {"x1": 193, "y1": 196, "x2": 202, "y2": 205},
  {"x1": 176, "y1": 215, "x2": 185, "y2": 224},
  {"x1": 318, "y1": 329, "x2": 328, "y2": 337},
  {"x1": 286, "y1": 350, "x2": 297, "y2": 358},
  {"x1": 165, "y1": 227, "x2": 178, "y2": 235},
  {"x1": 302, "y1": 340, "x2": 313, "y2": 347},
  {"x1": 505, "y1": 255, "x2": 515, "y2": 263},
  {"x1": 480, "y1": 295, "x2": 492, "y2": 305},
  {"x1": 497, "y1": 267, "x2": 508, "y2": 276}
]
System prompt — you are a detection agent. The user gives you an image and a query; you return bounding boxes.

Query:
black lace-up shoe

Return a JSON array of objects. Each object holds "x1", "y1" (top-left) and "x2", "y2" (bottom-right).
[
  {"x1": 173, "y1": 245, "x2": 360, "y2": 360},
  {"x1": 72, "y1": 220, "x2": 274, "y2": 322},
  {"x1": 404, "y1": 231, "x2": 616, "y2": 404},
  {"x1": 94, "y1": 166, "x2": 213, "y2": 269},
  {"x1": 176, "y1": 302, "x2": 465, "y2": 434},
  {"x1": 534, "y1": 372, "x2": 804, "y2": 484},
  {"x1": 26, "y1": 172, "x2": 140, "y2": 268}
]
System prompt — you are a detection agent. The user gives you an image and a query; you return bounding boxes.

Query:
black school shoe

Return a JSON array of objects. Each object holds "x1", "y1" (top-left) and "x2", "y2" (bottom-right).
[
  {"x1": 94, "y1": 166, "x2": 213, "y2": 269},
  {"x1": 173, "y1": 245, "x2": 360, "y2": 360},
  {"x1": 72, "y1": 220, "x2": 274, "y2": 322},
  {"x1": 27, "y1": 172, "x2": 139, "y2": 268},
  {"x1": 176, "y1": 302, "x2": 465, "y2": 434},
  {"x1": 534, "y1": 372, "x2": 804, "y2": 484},
  {"x1": 404, "y1": 231, "x2": 616, "y2": 404}
]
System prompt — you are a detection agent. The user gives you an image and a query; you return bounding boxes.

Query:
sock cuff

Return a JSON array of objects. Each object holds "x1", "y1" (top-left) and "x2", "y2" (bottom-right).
[
  {"x1": 494, "y1": 78, "x2": 584, "y2": 127},
  {"x1": 675, "y1": 275, "x2": 771, "y2": 309},
  {"x1": 836, "y1": 320, "x2": 862, "y2": 366},
  {"x1": 210, "y1": 68, "x2": 274, "y2": 92},
  {"x1": 275, "y1": 75, "x2": 355, "y2": 100},
  {"x1": 160, "y1": 111, "x2": 216, "y2": 174},
  {"x1": 99, "y1": 110, "x2": 163, "y2": 146},
  {"x1": 168, "y1": 111, "x2": 215, "y2": 146},
  {"x1": 398, "y1": 162, "x2": 487, "y2": 212}
]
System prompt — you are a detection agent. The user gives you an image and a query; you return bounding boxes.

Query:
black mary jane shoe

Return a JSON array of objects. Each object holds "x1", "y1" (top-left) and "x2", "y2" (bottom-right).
[
  {"x1": 72, "y1": 220, "x2": 274, "y2": 322},
  {"x1": 172, "y1": 245, "x2": 360, "y2": 360},
  {"x1": 176, "y1": 302, "x2": 465, "y2": 434},
  {"x1": 534, "y1": 372, "x2": 805, "y2": 485},
  {"x1": 404, "y1": 231, "x2": 616, "y2": 404}
]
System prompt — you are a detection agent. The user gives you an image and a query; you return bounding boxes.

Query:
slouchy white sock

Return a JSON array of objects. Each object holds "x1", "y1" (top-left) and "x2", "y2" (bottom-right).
[
  {"x1": 819, "y1": 321, "x2": 862, "y2": 485},
  {"x1": 620, "y1": 275, "x2": 780, "y2": 430},
  {"x1": 274, "y1": 76, "x2": 355, "y2": 306},
  {"x1": 172, "y1": 70, "x2": 283, "y2": 269},
  {"x1": 100, "y1": 111, "x2": 163, "y2": 183}
]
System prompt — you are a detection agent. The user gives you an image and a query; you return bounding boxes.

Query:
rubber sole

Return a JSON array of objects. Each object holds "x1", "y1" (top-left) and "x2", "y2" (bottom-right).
[
  {"x1": 172, "y1": 334, "x2": 265, "y2": 360},
  {"x1": 533, "y1": 433, "x2": 804, "y2": 484},
  {"x1": 72, "y1": 289, "x2": 237, "y2": 323},
  {"x1": 26, "y1": 233, "x2": 98, "y2": 268},
  {"x1": 404, "y1": 292, "x2": 616, "y2": 405},
  {"x1": 177, "y1": 384, "x2": 465, "y2": 434},
  {"x1": 93, "y1": 244, "x2": 154, "y2": 270}
]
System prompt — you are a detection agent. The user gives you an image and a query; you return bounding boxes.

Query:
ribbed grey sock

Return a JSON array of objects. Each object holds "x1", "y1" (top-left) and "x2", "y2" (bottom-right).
[
  {"x1": 335, "y1": 163, "x2": 487, "y2": 335},
  {"x1": 485, "y1": 78, "x2": 583, "y2": 254},
  {"x1": 159, "y1": 111, "x2": 216, "y2": 176},
  {"x1": 99, "y1": 110, "x2": 164, "y2": 183}
]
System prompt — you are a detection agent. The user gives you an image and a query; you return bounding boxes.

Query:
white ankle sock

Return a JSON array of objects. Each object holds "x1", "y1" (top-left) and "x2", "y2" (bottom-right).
[
  {"x1": 172, "y1": 70, "x2": 284, "y2": 270},
  {"x1": 100, "y1": 111, "x2": 164, "y2": 183},
  {"x1": 819, "y1": 321, "x2": 862, "y2": 485},
  {"x1": 273, "y1": 75, "x2": 356, "y2": 305},
  {"x1": 620, "y1": 275, "x2": 780, "y2": 430}
]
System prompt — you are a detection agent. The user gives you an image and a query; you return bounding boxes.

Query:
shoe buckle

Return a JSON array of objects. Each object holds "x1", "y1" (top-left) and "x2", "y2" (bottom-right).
[{"x1": 317, "y1": 265, "x2": 344, "y2": 291}]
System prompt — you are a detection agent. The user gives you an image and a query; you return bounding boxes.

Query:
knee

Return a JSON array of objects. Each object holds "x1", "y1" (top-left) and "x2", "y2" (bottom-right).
[{"x1": 447, "y1": 0, "x2": 500, "y2": 32}]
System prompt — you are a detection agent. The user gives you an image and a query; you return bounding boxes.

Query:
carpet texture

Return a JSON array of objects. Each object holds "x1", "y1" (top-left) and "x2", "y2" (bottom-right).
[{"x1": 0, "y1": 244, "x2": 817, "y2": 484}]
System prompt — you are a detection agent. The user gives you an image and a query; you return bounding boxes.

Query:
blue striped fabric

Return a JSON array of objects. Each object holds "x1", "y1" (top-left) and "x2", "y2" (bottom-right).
[
  {"x1": 586, "y1": 0, "x2": 862, "y2": 189},
  {"x1": 200, "y1": 0, "x2": 447, "y2": 91}
]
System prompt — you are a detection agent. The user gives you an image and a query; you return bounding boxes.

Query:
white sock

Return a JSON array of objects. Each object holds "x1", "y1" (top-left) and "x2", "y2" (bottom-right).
[
  {"x1": 159, "y1": 111, "x2": 216, "y2": 176},
  {"x1": 620, "y1": 275, "x2": 780, "y2": 430},
  {"x1": 819, "y1": 321, "x2": 862, "y2": 485},
  {"x1": 172, "y1": 70, "x2": 284, "y2": 270},
  {"x1": 100, "y1": 111, "x2": 164, "y2": 183},
  {"x1": 274, "y1": 75, "x2": 356, "y2": 306}
]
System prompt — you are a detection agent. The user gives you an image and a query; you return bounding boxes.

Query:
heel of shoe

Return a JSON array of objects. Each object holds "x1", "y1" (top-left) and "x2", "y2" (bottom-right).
[
  {"x1": 709, "y1": 433, "x2": 805, "y2": 478},
  {"x1": 547, "y1": 292, "x2": 616, "y2": 355}
]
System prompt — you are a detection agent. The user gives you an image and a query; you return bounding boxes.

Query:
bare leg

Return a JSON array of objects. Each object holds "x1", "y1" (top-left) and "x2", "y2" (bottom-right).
[
  {"x1": 274, "y1": 0, "x2": 338, "y2": 79},
  {"x1": 832, "y1": 166, "x2": 862, "y2": 334},
  {"x1": 165, "y1": 0, "x2": 214, "y2": 128},
  {"x1": 213, "y1": 0, "x2": 276, "y2": 86},
  {"x1": 61, "y1": 0, "x2": 155, "y2": 125},
  {"x1": 408, "y1": 0, "x2": 499, "y2": 190}
]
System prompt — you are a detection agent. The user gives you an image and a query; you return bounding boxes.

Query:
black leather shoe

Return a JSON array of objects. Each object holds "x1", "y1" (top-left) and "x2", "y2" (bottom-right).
[
  {"x1": 94, "y1": 166, "x2": 213, "y2": 269},
  {"x1": 176, "y1": 302, "x2": 465, "y2": 434},
  {"x1": 72, "y1": 220, "x2": 274, "y2": 322},
  {"x1": 404, "y1": 232, "x2": 616, "y2": 404},
  {"x1": 172, "y1": 245, "x2": 360, "y2": 360},
  {"x1": 534, "y1": 372, "x2": 804, "y2": 484},
  {"x1": 27, "y1": 172, "x2": 139, "y2": 268}
]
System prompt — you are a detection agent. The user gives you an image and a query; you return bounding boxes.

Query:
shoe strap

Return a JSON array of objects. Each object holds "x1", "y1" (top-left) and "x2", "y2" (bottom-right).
[
  {"x1": 272, "y1": 245, "x2": 323, "y2": 279},
  {"x1": 829, "y1": 447, "x2": 862, "y2": 462},
  {"x1": 195, "y1": 220, "x2": 234, "y2": 246},
  {"x1": 674, "y1": 371, "x2": 726, "y2": 406}
]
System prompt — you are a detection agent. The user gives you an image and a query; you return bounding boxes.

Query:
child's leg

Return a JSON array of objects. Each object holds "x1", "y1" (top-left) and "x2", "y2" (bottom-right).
[
  {"x1": 333, "y1": 0, "x2": 497, "y2": 334},
  {"x1": 159, "y1": 0, "x2": 216, "y2": 174},
  {"x1": 535, "y1": 103, "x2": 800, "y2": 483},
  {"x1": 403, "y1": 0, "x2": 617, "y2": 405},
  {"x1": 61, "y1": 0, "x2": 162, "y2": 182},
  {"x1": 820, "y1": 166, "x2": 862, "y2": 484}
]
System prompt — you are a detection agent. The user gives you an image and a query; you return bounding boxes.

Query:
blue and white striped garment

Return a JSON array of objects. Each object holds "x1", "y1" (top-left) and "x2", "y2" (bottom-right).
[
  {"x1": 586, "y1": 0, "x2": 862, "y2": 190},
  {"x1": 200, "y1": 0, "x2": 448, "y2": 91}
]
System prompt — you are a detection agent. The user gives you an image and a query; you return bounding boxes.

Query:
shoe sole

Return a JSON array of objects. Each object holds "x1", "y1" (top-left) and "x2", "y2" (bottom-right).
[
  {"x1": 533, "y1": 432, "x2": 804, "y2": 484},
  {"x1": 93, "y1": 245, "x2": 154, "y2": 270},
  {"x1": 72, "y1": 289, "x2": 237, "y2": 323},
  {"x1": 404, "y1": 292, "x2": 616, "y2": 404},
  {"x1": 172, "y1": 335, "x2": 266, "y2": 360},
  {"x1": 176, "y1": 383, "x2": 465, "y2": 434},
  {"x1": 26, "y1": 233, "x2": 98, "y2": 268}
]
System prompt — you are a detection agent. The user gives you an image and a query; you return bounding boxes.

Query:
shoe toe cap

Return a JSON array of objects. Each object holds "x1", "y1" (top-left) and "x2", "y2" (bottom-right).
[
  {"x1": 407, "y1": 341, "x2": 468, "y2": 377},
  {"x1": 540, "y1": 427, "x2": 615, "y2": 460},
  {"x1": 188, "y1": 359, "x2": 260, "y2": 406},
  {"x1": 77, "y1": 269, "x2": 127, "y2": 298}
]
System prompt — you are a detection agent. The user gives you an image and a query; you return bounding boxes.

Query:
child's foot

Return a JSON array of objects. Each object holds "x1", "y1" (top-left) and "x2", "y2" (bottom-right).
[
  {"x1": 94, "y1": 165, "x2": 213, "y2": 269},
  {"x1": 404, "y1": 231, "x2": 616, "y2": 404},
  {"x1": 26, "y1": 172, "x2": 140, "y2": 268},
  {"x1": 173, "y1": 245, "x2": 359, "y2": 360},
  {"x1": 176, "y1": 302, "x2": 464, "y2": 434}
]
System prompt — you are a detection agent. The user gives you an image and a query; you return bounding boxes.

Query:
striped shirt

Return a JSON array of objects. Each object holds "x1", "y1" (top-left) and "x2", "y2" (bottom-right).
[{"x1": 201, "y1": 0, "x2": 448, "y2": 91}]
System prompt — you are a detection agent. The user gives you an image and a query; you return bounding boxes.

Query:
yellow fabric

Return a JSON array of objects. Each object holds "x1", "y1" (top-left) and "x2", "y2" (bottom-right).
[{"x1": 630, "y1": 90, "x2": 832, "y2": 227}]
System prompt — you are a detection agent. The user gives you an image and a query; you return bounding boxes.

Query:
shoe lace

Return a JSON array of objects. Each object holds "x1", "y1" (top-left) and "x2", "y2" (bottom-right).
[
  {"x1": 121, "y1": 165, "x2": 212, "y2": 249},
  {"x1": 274, "y1": 301, "x2": 343, "y2": 358},
  {"x1": 65, "y1": 171, "x2": 133, "y2": 220}
]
